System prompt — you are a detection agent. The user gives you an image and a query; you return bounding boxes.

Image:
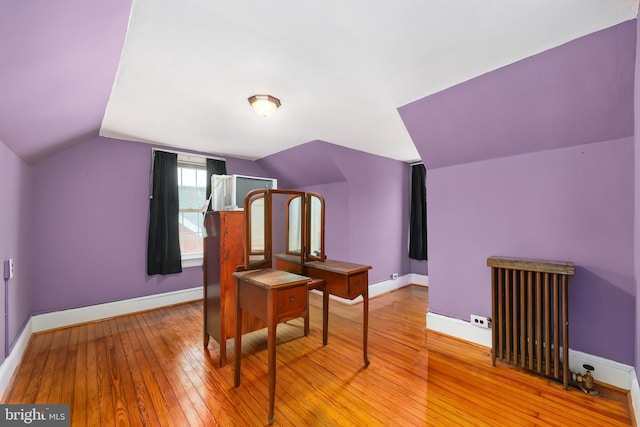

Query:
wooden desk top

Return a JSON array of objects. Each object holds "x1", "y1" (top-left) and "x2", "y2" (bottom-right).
[
  {"x1": 304, "y1": 259, "x2": 371, "y2": 275},
  {"x1": 274, "y1": 253, "x2": 371, "y2": 275},
  {"x1": 232, "y1": 268, "x2": 311, "y2": 290}
]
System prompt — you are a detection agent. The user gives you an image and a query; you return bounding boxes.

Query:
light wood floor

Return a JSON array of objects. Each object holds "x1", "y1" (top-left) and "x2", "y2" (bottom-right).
[{"x1": 3, "y1": 286, "x2": 633, "y2": 426}]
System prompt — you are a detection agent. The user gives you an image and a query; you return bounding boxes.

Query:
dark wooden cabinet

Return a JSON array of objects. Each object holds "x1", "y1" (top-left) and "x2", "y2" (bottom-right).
[{"x1": 203, "y1": 211, "x2": 264, "y2": 366}]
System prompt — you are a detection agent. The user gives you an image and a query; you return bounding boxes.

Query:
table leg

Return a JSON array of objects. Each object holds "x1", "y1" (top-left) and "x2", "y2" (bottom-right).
[
  {"x1": 322, "y1": 290, "x2": 329, "y2": 346},
  {"x1": 220, "y1": 334, "x2": 227, "y2": 367},
  {"x1": 234, "y1": 283, "x2": 242, "y2": 387},
  {"x1": 363, "y1": 287, "x2": 370, "y2": 367},
  {"x1": 268, "y1": 317, "x2": 277, "y2": 423},
  {"x1": 303, "y1": 292, "x2": 310, "y2": 337}
]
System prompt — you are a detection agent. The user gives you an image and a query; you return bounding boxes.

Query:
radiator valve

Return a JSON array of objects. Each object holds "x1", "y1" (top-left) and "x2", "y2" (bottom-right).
[{"x1": 575, "y1": 364, "x2": 598, "y2": 395}]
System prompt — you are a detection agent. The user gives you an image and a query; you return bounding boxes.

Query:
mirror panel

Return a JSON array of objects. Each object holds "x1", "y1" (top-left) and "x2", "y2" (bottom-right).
[
  {"x1": 270, "y1": 192, "x2": 287, "y2": 264},
  {"x1": 249, "y1": 197, "x2": 265, "y2": 260},
  {"x1": 244, "y1": 189, "x2": 307, "y2": 272},
  {"x1": 244, "y1": 190, "x2": 269, "y2": 269},
  {"x1": 286, "y1": 195, "x2": 302, "y2": 255},
  {"x1": 274, "y1": 191, "x2": 304, "y2": 273},
  {"x1": 306, "y1": 193, "x2": 325, "y2": 261}
]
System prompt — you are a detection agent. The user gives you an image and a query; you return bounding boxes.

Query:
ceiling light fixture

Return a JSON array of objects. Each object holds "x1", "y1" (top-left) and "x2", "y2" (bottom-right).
[{"x1": 248, "y1": 94, "x2": 281, "y2": 117}]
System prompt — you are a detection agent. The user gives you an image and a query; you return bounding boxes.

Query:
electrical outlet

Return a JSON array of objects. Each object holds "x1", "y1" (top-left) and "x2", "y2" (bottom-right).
[
  {"x1": 471, "y1": 314, "x2": 490, "y2": 329},
  {"x1": 4, "y1": 258, "x2": 14, "y2": 280},
  {"x1": 391, "y1": 273, "x2": 399, "y2": 280}
]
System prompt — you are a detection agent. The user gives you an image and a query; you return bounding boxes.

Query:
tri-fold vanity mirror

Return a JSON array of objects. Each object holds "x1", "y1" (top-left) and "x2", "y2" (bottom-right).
[{"x1": 242, "y1": 189, "x2": 325, "y2": 272}]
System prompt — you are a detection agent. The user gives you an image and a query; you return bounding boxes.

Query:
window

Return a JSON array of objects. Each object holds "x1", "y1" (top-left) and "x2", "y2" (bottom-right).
[{"x1": 177, "y1": 162, "x2": 207, "y2": 266}]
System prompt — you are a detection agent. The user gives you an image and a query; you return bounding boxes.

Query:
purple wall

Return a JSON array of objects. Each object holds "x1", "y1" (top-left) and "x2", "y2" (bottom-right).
[
  {"x1": 428, "y1": 138, "x2": 634, "y2": 363},
  {"x1": 258, "y1": 141, "x2": 347, "y2": 189},
  {"x1": 17, "y1": 132, "x2": 416, "y2": 317},
  {"x1": 399, "y1": 21, "x2": 637, "y2": 365},
  {"x1": 0, "y1": 0, "x2": 132, "y2": 164},
  {"x1": 258, "y1": 140, "x2": 419, "y2": 284},
  {"x1": 0, "y1": 139, "x2": 33, "y2": 363},
  {"x1": 30, "y1": 136, "x2": 266, "y2": 313}
]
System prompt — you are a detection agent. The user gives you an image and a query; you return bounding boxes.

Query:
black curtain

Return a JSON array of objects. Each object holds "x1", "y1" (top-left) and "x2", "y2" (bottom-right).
[
  {"x1": 206, "y1": 158, "x2": 227, "y2": 211},
  {"x1": 147, "y1": 151, "x2": 183, "y2": 275},
  {"x1": 409, "y1": 164, "x2": 427, "y2": 260}
]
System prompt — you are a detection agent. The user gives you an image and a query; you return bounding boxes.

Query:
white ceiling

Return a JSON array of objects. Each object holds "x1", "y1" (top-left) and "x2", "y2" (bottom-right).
[{"x1": 99, "y1": 0, "x2": 638, "y2": 162}]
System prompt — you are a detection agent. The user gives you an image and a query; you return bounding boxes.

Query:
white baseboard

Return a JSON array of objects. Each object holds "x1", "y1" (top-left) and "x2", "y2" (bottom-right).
[
  {"x1": 0, "y1": 317, "x2": 32, "y2": 398},
  {"x1": 369, "y1": 273, "x2": 428, "y2": 298},
  {"x1": 426, "y1": 311, "x2": 492, "y2": 347},
  {"x1": 630, "y1": 370, "x2": 640, "y2": 425},
  {"x1": 409, "y1": 273, "x2": 429, "y2": 287},
  {"x1": 32, "y1": 287, "x2": 202, "y2": 332},
  {"x1": 568, "y1": 349, "x2": 635, "y2": 391},
  {"x1": 426, "y1": 311, "x2": 636, "y2": 392},
  {"x1": 312, "y1": 273, "x2": 428, "y2": 305}
]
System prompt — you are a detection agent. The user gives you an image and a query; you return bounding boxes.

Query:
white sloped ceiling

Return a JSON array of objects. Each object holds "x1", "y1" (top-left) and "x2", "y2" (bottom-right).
[{"x1": 99, "y1": 0, "x2": 639, "y2": 162}]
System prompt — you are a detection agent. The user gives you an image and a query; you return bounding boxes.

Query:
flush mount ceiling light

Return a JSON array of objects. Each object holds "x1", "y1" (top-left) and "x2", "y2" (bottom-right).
[{"x1": 248, "y1": 94, "x2": 281, "y2": 117}]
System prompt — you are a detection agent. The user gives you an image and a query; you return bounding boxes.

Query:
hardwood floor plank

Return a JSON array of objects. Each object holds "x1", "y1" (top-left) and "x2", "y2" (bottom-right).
[
  {"x1": 112, "y1": 315, "x2": 152, "y2": 426},
  {"x1": 35, "y1": 328, "x2": 69, "y2": 404},
  {"x1": 1, "y1": 286, "x2": 633, "y2": 426},
  {"x1": 136, "y1": 309, "x2": 209, "y2": 426},
  {"x1": 94, "y1": 322, "x2": 115, "y2": 427},
  {"x1": 84, "y1": 321, "x2": 102, "y2": 427},
  {"x1": 71, "y1": 325, "x2": 88, "y2": 426},
  {"x1": 102, "y1": 318, "x2": 134, "y2": 427}
]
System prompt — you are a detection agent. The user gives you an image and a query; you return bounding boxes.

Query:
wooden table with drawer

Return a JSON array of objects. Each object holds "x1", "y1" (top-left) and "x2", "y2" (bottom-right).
[
  {"x1": 232, "y1": 268, "x2": 311, "y2": 424},
  {"x1": 275, "y1": 254, "x2": 372, "y2": 367}
]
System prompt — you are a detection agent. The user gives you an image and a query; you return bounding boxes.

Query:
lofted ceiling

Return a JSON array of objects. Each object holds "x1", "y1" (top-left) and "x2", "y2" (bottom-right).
[{"x1": 1, "y1": 0, "x2": 638, "y2": 165}]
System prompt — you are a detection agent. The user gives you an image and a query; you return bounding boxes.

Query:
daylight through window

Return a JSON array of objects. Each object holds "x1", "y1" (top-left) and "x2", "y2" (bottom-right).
[{"x1": 177, "y1": 164, "x2": 207, "y2": 260}]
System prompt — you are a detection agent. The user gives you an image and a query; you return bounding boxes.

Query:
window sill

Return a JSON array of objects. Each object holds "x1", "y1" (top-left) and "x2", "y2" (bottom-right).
[{"x1": 182, "y1": 256, "x2": 203, "y2": 268}]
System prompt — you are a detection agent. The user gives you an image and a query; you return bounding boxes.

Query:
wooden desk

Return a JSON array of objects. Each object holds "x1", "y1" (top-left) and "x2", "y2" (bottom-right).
[
  {"x1": 275, "y1": 254, "x2": 372, "y2": 367},
  {"x1": 233, "y1": 268, "x2": 311, "y2": 423}
]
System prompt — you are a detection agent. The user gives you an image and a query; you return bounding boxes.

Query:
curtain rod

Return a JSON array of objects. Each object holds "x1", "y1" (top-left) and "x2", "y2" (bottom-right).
[
  {"x1": 151, "y1": 147, "x2": 226, "y2": 162},
  {"x1": 410, "y1": 161, "x2": 423, "y2": 166}
]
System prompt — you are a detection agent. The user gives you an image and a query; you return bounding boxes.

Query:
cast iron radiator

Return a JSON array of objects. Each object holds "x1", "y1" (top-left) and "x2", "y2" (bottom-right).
[{"x1": 486, "y1": 256, "x2": 575, "y2": 388}]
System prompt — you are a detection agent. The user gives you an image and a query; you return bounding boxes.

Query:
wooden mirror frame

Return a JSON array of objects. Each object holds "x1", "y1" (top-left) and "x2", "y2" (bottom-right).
[
  {"x1": 243, "y1": 189, "x2": 270, "y2": 270},
  {"x1": 305, "y1": 192, "x2": 325, "y2": 262},
  {"x1": 243, "y1": 189, "x2": 306, "y2": 271}
]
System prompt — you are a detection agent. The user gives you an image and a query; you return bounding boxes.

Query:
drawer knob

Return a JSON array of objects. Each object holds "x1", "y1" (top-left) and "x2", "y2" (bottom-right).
[{"x1": 289, "y1": 296, "x2": 296, "y2": 303}]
